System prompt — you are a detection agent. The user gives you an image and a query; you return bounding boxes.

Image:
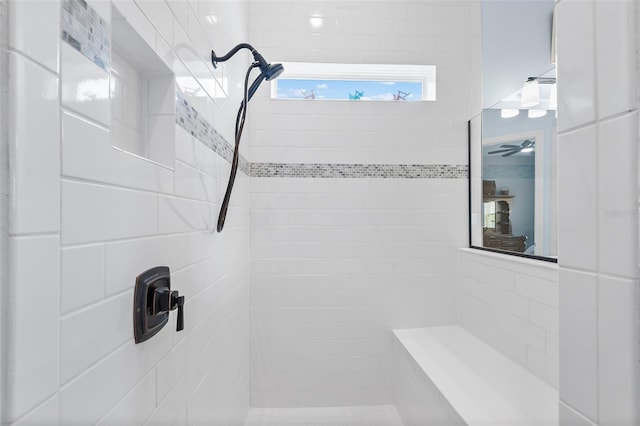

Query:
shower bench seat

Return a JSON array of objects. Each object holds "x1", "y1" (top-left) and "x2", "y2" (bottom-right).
[{"x1": 392, "y1": 326, "x2": 558, "y2": 426}]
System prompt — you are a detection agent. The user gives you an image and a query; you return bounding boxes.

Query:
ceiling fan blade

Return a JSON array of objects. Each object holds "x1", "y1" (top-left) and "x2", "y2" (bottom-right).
[
  {"x1": 502, "y1": 150, "x2": 520, "y2": 157},
  {"x1": 489, "y1": 148, "x2": 515, "y2": 154},
  {"x1": 522, "y1": 140, "x2": 534, "y2": 147},
  {"x1": 501, "y1": 144, "x2": 521, "y2": 149}
]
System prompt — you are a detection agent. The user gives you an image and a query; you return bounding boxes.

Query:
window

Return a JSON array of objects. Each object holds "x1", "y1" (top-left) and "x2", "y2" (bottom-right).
[{"x1": 271, "y1": 62, "x2": 436, "y2": 102}]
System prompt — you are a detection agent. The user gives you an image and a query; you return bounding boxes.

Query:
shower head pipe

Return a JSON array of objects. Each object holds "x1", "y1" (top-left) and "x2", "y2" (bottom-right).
[{"x1": 211, "y1": 43, "x2": 282, "y2": 80}]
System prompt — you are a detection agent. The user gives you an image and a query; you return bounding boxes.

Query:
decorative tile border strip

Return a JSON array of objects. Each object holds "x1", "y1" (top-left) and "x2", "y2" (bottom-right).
[
  {"x1": 251, "y1": 163, "x2": 468, "y2": 179},
  {"x1": 59, "y1": 0, "x2": 466, "y2": 181},
  {"x1": 61, "y1": 0, "x2": 110, "y2": 71},
  {"x1": 175, "y1": 90, "x2": 250, "y2": 175},
  {"x1": 176, "y1": 90, "x2": 467, "y2": 179}
]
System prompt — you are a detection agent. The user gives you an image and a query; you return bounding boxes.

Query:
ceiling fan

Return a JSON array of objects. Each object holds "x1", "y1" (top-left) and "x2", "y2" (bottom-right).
[{"x1": 488, "y1": 139, "x2": 535, "y2": 157}]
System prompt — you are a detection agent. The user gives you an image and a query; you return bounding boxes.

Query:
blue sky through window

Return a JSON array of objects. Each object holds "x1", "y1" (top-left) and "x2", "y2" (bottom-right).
[{"x1": 275, "y1": 79, "x2": 423, "y2": 101}]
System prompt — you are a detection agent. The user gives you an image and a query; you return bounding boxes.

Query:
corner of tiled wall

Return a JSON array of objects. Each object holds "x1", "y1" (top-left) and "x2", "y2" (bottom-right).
[
  {"x1": 4, "y1": 0, "x2": 62, "y2": 422},
  {"x1": 556, "y1": 0, "x2": 640, "y2": 424}
]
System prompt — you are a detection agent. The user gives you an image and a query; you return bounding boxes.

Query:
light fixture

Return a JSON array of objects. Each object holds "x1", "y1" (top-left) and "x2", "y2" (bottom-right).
[
  {"x1": 205, "y1": 14, "x2": 219, "y2": 25},
  {"x1": 521, "y1": 147, "x2": 534, "y2": 153},
  {"x1": 520, "y1": 78, "x2": 540, "y2": 108},
  {"x1": 528, "y1": 109, "x2": 547, "y2": 118},
  {"x1": 548, "y1": 83, "x2": 557, "y2": 110},
  {"x1": 310, "y1": 15, "x2": 323, "y2": 28},
  {"x1": 501, "y1": 109, "x2": 519, "y2": 118}
]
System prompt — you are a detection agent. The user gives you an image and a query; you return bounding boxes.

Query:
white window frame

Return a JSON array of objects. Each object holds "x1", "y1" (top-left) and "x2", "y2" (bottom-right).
[{"x1": 271, "y1": 62, "x2": 437, "y2": 101}]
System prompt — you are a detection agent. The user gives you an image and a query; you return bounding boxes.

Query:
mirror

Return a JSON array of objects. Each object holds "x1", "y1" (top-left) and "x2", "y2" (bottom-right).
[{"x1": 470, "y1": 73, "x2": 558, "y2": 261}]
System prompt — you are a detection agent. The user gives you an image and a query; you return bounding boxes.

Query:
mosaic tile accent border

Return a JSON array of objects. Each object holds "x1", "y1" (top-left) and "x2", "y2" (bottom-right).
[
  {"x1": 175, "y1": 90, "x2": 467, "y2": 179},
  {"x1": 251, "y1": 163, "x2": 468, "y2": 179},
  {"x1": 61, "y1": 0, "x2": 110, "y2": 71},
  {"x1": 175, "y1": 90, "x2": 250, "y2": 175},
  {"x1": 58, "y1": 0, "x2": 466, "y2": 181}
]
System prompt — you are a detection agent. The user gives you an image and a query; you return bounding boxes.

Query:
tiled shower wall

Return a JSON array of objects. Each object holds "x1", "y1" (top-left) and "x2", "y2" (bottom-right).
[
  {"x1": 4, "y1": 0, "x2": 252, "y2": 424},
  {"x1": 247, "y1": 1, "x2": 481, "y2": 407},
  {"x1": 555, "y1": 0, "x2": 639, "y2": 425},
  {"x1": 456, "y1": 249, "x2": 559, "y2": 388}
]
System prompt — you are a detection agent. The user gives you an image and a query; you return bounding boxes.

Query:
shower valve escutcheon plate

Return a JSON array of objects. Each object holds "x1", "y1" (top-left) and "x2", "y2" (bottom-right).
[{"x1": 133, "y1": 266, "x2": 184, "y2": 344}]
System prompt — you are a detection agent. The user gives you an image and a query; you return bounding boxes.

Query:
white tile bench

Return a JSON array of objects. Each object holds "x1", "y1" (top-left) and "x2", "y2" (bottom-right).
[{"x1": 393, "y1": 326, "x2": 558, "y2": 426}]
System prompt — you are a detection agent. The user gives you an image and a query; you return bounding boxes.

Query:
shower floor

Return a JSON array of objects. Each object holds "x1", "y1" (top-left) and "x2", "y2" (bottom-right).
[{"x1": 244, "y1": 405, "x2": 404, "y2": 426}]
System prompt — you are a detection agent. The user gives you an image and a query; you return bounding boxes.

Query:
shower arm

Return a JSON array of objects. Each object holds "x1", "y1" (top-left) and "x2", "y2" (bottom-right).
[{"x1": 211, "y1": 43, "x2": 270, "y2": 74}]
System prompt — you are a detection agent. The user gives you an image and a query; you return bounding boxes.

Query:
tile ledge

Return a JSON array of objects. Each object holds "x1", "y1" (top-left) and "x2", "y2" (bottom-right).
[{"x1": 458, "y1": 247, "x2": 558, "y2": 269}]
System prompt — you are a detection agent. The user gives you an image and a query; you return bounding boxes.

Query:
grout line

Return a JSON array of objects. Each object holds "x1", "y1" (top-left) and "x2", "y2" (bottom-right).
[
  {"x1": 57, "y1": 3, "x2": 64, "y2": 405},
  {"x1": 593, "y1": 7, "x2": 602, "y2": 402},
  {"x1": 60, "y1": 107, "x2": 110, "y2": 132},
  {"x1": 93, "y1": 368, "x2": 155, "y2": 426},
  {"x1": 0, "y1": 0, "x2": 7, "y2": 419},
  {"x1": 557, "y1": 120, "x2": 600, "y2": 137},
  {"x1": 60, "y1": 287, "x2": 133, "y2": 320},
  {"x1": 6, "y1": 47, "x2": 58, "y2": 76},
  {"x1": 60, "y1": 175, "x2": 173, "y2": 197},
  {"x1": 8, "y1": 231, "x2": 59, "y2": 239},
  {"x1": 58, "y1": 337, "x2": 133, "y2": 390},
  {"x1": 4, "y1": 392, "x2": 59, "y2": 425}
]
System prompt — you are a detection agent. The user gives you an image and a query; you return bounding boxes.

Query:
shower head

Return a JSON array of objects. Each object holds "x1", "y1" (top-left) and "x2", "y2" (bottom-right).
[
  {"x1": 249, "y1": 49, "x2": 284, "y2": 81},
  {"x1": 210, "y1": 43, "x2": 284, "y2": 232},
  {"x1": 263, "y1": 62, "x2": 284, "y2": 81}
]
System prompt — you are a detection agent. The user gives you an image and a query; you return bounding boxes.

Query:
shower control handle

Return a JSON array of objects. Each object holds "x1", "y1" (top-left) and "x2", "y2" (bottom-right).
[
  {"x1": 133, "y1": 266, "x2": 185, "y2": 344},
  {"x1": 153, "y1": 288, "x2": 184, "y2": 332},
  {"x1": 173, "y1": 292, "x2": 185, "y2": 332}
]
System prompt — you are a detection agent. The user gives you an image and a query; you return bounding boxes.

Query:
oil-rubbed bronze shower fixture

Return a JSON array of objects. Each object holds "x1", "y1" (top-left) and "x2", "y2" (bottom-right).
[
  {"x1": 133, "y1": 266, "x2": 184, "y2": 343},
  {"x1": 211, "y1": 44, "x2": 284, "y2": 232}
]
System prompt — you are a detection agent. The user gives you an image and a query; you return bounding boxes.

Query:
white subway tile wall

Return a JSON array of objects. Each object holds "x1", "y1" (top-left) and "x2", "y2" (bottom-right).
[
  {"x1": 456, "y1": 249, "x2": 559, "y2": 387},
  {"x1": 556, "y1": 0, "x2": 640, "y2": 424},
  {"x1": 247, "y1": 2, "x2": 481, "y2": 167},
  {"x1": 14, "y1": 0, "x2": 633, "y2": 424},
  {"x1": 559, "y1": 269, "x2": 598, "y2": 420},
  {"x1": 7, "y1": 236, "x2": 61, "y2": 419},
  {"x1": 247, "y1": 0, "x2": 481, "y2": 407},
  {"x1": 556, "y1": 0, "x2": 596, "y2": 134},
  {"x1": 5, "y1": 0, "x2": 251, "y2": 424},
  {"x1": 250, "y1": 178, "x2": 469, "y2": 407},
  {"x1": 8, "y1": 51, "x2": 60, "y2": 235},
  {"x1": 8, "y1": 0, "x2": 60, "y2": 73},
  {"x1": 557, "y1": 125, "x2": 597, "y2": 270}
]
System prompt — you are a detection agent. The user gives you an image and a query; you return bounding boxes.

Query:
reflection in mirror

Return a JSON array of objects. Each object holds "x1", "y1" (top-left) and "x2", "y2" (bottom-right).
[{"x1": 469, "y1": 74, "x2": 557, "y2": 261}]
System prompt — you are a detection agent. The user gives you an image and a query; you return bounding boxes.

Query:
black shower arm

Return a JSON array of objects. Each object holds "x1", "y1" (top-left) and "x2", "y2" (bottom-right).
[{"x1": 211, "y1": 43, "x2": 269, "y2": 71}]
